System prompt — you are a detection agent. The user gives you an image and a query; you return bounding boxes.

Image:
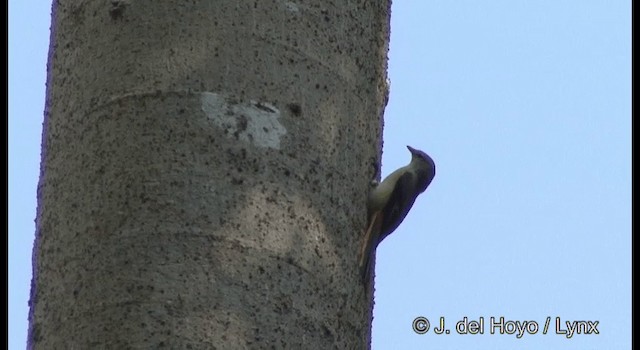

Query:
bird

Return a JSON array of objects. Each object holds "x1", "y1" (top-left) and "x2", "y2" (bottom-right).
[{"x1": 359, "y1": 146, "x2": 436, "y2": 282}]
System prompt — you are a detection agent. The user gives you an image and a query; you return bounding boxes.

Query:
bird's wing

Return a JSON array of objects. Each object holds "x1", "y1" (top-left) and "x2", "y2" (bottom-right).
[
  {"x1": 359, "y1": 171, "x2": 419, "y2": 282},
  {"x1": 378, "y1": 171, "x2": 419, "y2": 244}
]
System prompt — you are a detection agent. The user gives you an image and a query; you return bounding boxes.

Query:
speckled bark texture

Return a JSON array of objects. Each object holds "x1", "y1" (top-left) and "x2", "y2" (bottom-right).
[{"x1": 29, "y1": 0, "x2": 390, "y2": 348}]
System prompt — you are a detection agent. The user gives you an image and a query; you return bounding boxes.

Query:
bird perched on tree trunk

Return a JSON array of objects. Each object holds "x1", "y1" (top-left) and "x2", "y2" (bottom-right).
[{"x1": 359, "y1": 146, "x2": 436, "y2": 282}]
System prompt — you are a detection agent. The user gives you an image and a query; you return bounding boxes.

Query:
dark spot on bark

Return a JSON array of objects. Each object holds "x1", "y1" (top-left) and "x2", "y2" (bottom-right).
[
  {"x1": 287, "y1": 103, "x2": 302, "y2": 116},
  {"x1": 255, "y1": 102, "x2": 276, "y2": 113},
  {"x1": 237, "y1": 114, "x2": 248, "y2": 131},
  {"x1": 110, "y1": 1, "x2": 127, "y2": 20}
]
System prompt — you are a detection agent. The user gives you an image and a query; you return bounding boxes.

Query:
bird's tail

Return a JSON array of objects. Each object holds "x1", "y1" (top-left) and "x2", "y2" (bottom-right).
[{"x1": 359, "y1": 211, "x2": 382, "y2": 284}]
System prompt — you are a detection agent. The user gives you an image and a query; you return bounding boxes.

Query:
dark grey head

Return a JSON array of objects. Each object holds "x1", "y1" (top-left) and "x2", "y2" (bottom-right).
[
  {"x1": 407, "y1": 145, "x2": 436, "y2": 190},
  {"x1": 407, "y1": 145, "x2": 435, "y2": 168}
]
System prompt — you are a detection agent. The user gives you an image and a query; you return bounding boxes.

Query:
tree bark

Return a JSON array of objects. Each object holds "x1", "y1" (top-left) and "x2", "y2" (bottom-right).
[{"x1": 29, "y1": 0, "x2": 390, "y2": 348}]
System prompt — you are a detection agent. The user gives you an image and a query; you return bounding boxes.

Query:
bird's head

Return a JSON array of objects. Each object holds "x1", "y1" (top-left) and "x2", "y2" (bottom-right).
[
  {"x1": 407, "y1": 145, "x2": 436, "y2": 189},
  {"x1": 407, "y1": 145, "x2": 435, "y2": 168}
]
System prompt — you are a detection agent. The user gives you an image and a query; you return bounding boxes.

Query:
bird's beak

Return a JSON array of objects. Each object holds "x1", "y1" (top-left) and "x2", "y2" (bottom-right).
[{"x1": 407, "y1": 145, "x2": 416, "y2": 154}]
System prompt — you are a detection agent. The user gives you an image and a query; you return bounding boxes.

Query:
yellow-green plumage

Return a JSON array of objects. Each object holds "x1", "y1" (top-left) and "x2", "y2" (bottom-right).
[{"x1": 359, "y1": 146, "x2": 436, "y2": 283}]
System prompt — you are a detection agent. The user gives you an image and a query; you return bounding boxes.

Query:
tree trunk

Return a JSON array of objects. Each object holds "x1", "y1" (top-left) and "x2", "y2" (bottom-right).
[{"x1": 29, "y1": 1, "x2": 390, "y2": 348}]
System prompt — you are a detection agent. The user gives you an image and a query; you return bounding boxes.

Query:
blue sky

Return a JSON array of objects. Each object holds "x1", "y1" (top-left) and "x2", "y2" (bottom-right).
[{"x1": 9, "y1": 1, "x2": 631, "y2": 349}]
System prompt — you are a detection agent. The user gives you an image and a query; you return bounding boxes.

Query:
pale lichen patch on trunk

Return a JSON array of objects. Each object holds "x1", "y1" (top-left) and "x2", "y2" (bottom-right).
[{"x1": 200, "y1": 92, "x2": 287, "y2": 149}]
